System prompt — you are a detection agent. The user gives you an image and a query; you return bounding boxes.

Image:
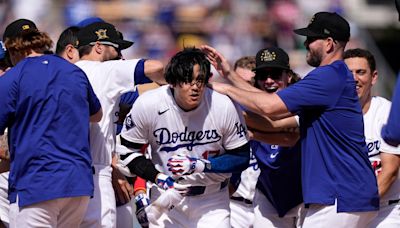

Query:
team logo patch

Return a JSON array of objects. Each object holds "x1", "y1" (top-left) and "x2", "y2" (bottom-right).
[
  {"x1": 260, "y1": 50, "x2": 276, "y2": 62},
  {"x1": 125, "y1": 114, "x2": 135, "y2": 130},
  {"x1": 235, "y1": 122, "x2": 247, "y2": 138},
  {"x1": 95, "y1": 29, "x2": 108, "y2": 40}
]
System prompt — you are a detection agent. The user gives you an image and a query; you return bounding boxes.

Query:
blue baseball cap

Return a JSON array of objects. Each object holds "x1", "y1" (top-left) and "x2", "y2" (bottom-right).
[
  {"x1": 0, "y1": 41, "x2": 6, "y2": 60},
  {"x1": 77, "y1": 17, "x2": 105, "y2": 28}
]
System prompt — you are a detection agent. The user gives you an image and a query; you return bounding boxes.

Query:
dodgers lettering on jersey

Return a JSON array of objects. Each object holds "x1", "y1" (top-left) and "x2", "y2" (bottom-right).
[{"x1": 153, "y1": 127, "x2": 222, "y2": 152}]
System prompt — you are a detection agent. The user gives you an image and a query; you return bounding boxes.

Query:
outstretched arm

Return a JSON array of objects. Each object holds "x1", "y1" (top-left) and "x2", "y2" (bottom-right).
[
  {"x1": 144, "y1": 60, "x2": 166, "y2": 85},
  {"x1": 209, "y1": 82, "x2": 289, "y2": 116}
]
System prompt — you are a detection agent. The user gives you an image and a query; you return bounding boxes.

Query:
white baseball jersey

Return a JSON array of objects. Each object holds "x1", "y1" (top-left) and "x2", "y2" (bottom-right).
[
  {"x1": 363, "y1": 96, "x2": 400, "y2": 202},
  {"x1": 232, "y1": 150, "x2": 260, "y2": 200},
  {"x1": 121, "y1": 85, "x2": 249, "y2": 186},
  {"x1": 76, "y1": 59, "x2": 139, "y2": 166}
]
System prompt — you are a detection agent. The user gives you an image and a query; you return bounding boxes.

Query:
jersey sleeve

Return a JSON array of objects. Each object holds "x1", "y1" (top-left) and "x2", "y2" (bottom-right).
[
  {"x1": 134, "y1": 59, "x2": 152, "y2": 85},
  {"x1": 382, "y1": 78, "x2": 400, "y2": 146},
  {"x1": 104, "y1": 59, "x2": 140, "y2": 95},
  {"x1": 221, "y1": 98, "x2": 249, "y2": 150},
  {"x1": 277, "y1": 65, "x2": 346, "y2": 114},
  {"x1": 120, "y1": 95, "x2": 150, "y2": 145},
  {"x1": 0, "y1": 69, "x2": 19, "y2": 134}
]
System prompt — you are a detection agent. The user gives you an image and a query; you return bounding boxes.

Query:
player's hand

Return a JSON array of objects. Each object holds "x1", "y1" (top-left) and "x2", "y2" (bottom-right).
[
  {"x1": 134, "y1": 192, "x2": 150, "y2": 228},
  {"x1": 155, "y1": 173, "x2": 189, "y2": 194},
  {"x1": 111, "y1": 167, "x2": 134, "y2": 206},
  {"x1": 200, "y1": 45, "x2": 231, "y2": 78},
  {"x1": 145, "y1": 188, "x2": 184, "y2": 224},
  {"x1": 167, "y1": 154, "x2": 209, "y2": 176}
]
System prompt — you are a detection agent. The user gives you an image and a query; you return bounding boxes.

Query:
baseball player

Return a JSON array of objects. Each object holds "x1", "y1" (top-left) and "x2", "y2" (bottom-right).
[
  {"x1": 75, "y1": 21, "x2": 165, "y2": 227},
  {"x1": 0, "y1": 41, "x2": 10, "y2": 228},
  {"x1": 343, "y1": 48, "x2": 400, "y2": 228},
  {"x1": 228, "y1": 56, "x2": 260, "y2": 228},
  {"x1": 207, "y1": 11, "x2": 379, "y2": 228},
  {"x1": 55, "y1": 26, "x2": 80, "y2": 63},
  {"x1": 1, "y1": 18, "x2": 102, "y2": 227},
  {"x1": 116, "y1": 47, "x2": 250, "y2": 228},
  {"x1": 247, "y1": 47, "x2": 303, "y2": 228}
]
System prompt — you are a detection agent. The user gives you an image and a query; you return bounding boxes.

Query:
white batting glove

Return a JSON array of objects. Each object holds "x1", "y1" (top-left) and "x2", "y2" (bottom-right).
[
  {"x1": 167, "y1": 154, "x2": 210, "y2": 176},
  {"x1": 145, "y1": 188, "x2": 183, "y2": 224}
]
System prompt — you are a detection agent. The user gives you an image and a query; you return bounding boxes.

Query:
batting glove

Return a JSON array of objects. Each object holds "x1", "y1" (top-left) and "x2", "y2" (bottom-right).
[
  {"x1": 155, "y1": 173, "x2": 175, "y2": 190},
  {"x1": 155, "y1": 173, "x2": 189, "y2": 194},
  {"x1": 167, "y1": 154, "x2": 210, "y2": 176},
  {"x1": 134, "y1": 193, "x2": 150, "y2": 228}
]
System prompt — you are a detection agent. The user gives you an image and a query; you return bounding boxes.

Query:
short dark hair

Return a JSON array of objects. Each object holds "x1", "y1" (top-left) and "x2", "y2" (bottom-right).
[
  {"x1": 78, "y1": 44, "x2": 93, "y2": 58},
  {"x1": 55, "y1": 26, "x2": 80, "y2": 55},
  {"x1": 165, "y1": 47, "x2": 211, "y2": 86},
  {"x1": 343, "y1": 48, "x2": 376, "y2": 72}
]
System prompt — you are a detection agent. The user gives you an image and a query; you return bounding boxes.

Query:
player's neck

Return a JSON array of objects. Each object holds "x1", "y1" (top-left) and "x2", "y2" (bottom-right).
[{"x1": 26, "y1": 51, "x2": 43, "y2": 58}]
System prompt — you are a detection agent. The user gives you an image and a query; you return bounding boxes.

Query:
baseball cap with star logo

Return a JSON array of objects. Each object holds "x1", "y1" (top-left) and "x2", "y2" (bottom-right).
[
  {"x1": 293, "y1": 12, "x2": 350, "y2": 42},
  {"x1": 77, "y1": 22, "x2": 133, "y2": 50},
  {"x1": 3, "y1": 18, "x2": 38, "y2": 40},
  {"x1": 253, "y1": 46, "x2": 290, "y2": 71}
]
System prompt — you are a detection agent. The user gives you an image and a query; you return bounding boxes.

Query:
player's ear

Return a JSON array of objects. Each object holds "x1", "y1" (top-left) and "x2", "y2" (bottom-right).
[
  {"x1": 66, "y1": 44, "x2": 75, "y2": 60},
  {"x1": 371, "y1": 69, "x2": 378, "y2": 86},
  {"x1": 94, "y1": 42, "x2": 103, "y2": 55}
]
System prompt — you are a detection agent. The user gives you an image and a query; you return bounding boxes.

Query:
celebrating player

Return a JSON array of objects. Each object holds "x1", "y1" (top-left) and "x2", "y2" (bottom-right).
[
  {"x1": 344, "y1": 48, "x2": 400, "y2": 228},
  {"x1": 207, "y1": 11, "x2": 379, "y2": 227},
  {"x1": 75, "y1": 21, "x2": 165, "y2": 227},
  {"x1": 117, "y1": 47, "x2": 250, "y2": 228},
  {"x1": 246, "y1": 47, "x2": 303, "y2": 228},
  {"x1": 0, "y1": 18, "x2": 102, "y2": 227}
]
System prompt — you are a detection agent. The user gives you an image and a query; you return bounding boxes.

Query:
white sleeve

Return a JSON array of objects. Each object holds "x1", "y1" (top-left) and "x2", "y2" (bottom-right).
[
  {"x1": 120, "y1": 95, "x2": 150, "y2": 145},
  {"x1": 220, "y1": 100, "x2": 249, "y2": 150},
  {"x1": 105, "y1": 59, "x2": 140, "y2": 95}
]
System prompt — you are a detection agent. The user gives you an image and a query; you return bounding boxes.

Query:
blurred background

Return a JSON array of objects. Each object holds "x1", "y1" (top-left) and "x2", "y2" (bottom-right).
[{"x1": 0, "y1": 0, "x2": 399, "y2": 98}]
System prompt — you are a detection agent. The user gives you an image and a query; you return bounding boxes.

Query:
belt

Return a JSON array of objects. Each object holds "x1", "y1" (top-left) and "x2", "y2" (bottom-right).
[
  {"x1": 185, "y1": 179, "x2": 229, "y2": 196},
  {"x1": 231, "y1": 196, "x2": 253, "y2": 205}
]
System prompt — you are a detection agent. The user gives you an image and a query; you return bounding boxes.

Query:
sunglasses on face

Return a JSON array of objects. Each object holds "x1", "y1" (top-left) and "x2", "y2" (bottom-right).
[{"x1": 255, "y1": 68, "x2": 284, "y2": 81}]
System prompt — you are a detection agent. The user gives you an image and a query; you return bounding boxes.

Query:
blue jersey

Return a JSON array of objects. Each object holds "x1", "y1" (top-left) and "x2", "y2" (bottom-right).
[
  {"x1": 0, "y1": 55, "x2": 101, "y2": 207},
  {"x1": 382, "y1": 76, "x2": 400, "y2": 146},
  {"x1": 253, "y1": 141, "x2": 302, "y2": 217},
  {"x1": 277, "y1": 60, "x2": 379, "y2": 212}
]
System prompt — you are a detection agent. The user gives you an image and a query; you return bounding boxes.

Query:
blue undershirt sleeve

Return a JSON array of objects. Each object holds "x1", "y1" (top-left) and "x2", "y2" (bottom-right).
[
  {"x1": 204, "y1": 143, "x2": 250, "y2": 173},
  {"x1": 134, "y1": 59, "x2": 152, "y2": 85}
]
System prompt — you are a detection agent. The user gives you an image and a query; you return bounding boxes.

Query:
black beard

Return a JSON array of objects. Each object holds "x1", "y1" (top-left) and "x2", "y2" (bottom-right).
[{"x1": 307, "y1": 53, "x2": 322, "y2": 67}]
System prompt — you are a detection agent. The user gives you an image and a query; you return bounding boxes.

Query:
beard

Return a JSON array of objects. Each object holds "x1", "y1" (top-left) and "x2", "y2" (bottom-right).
[{"x1": 306, "y1": 48, "x2": 322, "y2": 67}]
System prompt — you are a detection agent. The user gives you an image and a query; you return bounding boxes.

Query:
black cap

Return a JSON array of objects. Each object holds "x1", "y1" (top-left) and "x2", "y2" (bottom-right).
[
  {"x1": 77, "y1": 22, "x2": 133, "y2": 50},
  {"x1": 293, "y1": 12, "x2": 350, "y2": 41},
  {"x1": 3, "y1": 19, "x2": 38, "y2": 40},
  {"x1": 253, "y1": 47, "x2": 290, "y2": 71}
]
